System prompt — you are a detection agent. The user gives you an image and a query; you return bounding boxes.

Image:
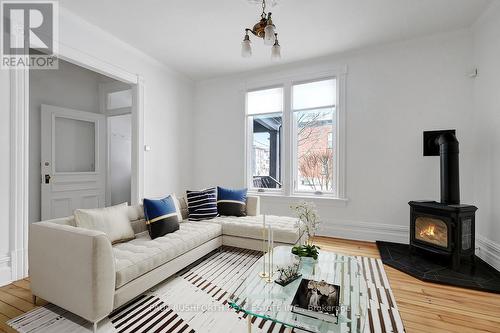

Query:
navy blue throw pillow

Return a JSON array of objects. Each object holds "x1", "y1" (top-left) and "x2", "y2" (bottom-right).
[
  {"x1": 217, "y1": 186, "x2": 247, "y2": 217},
  {"x1": 186, "y1": 188, "x2": 218, "y2": 221},
  {"x1": 143, "y1": 196, "x2": 180, "y2": 239}
]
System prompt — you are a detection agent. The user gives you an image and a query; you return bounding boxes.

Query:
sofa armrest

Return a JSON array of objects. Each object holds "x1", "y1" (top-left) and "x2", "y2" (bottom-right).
[
  {"x1": 29, "y1": 222, "x2": 115, "y2": 323},
  {"x1": 246, "y1": 195, "x2": 260, "y2": 216}
]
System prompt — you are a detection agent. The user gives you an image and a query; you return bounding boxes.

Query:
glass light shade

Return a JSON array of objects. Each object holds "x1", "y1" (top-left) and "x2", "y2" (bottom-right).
[
  {"x1": 241, "y1": 39, "x2": 252, "y2": 58},
  {"x1": 271, "y1": 44, "x2": 281, "y2": 60},
  {"x1": 264, "y1": 24, "x2": 276, "y2": 45}
]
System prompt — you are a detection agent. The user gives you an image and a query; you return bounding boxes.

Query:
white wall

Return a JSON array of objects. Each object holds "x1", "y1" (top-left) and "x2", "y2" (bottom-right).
[
  {"x1": 56, "y1": 8, "x2": 194, "y2": 197},
  {"x1": 471, "y1": 3, "x2": 500, "y2": 268},
  {"x1": 29, "y1": 60, "x2": 105, "y2": 223},
  {"x1": 193, "y1": 30, "x2": 476, "y2": 243},
  {"x1": 0, "y1": 7, "x2": 194, "y2": 286}
]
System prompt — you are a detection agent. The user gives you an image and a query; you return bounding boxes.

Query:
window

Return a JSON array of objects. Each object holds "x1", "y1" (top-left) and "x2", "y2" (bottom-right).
[
  {"x1": 293, "y1": 79, "x2": 336, "y2": 195},
  {"x1": 246, "y1": 87, "x2": 283, "y2": 190},
  {"x1": 245, "y1": 73, "x2": 344, "y2": 199},
  {"x1": 107, "y1": 89, "x2": 132, "y2": 110}
]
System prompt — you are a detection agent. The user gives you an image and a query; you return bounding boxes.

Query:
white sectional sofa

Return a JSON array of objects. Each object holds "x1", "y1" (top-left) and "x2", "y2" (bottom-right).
[{"x1": 29, "y1": 195, "x2": 303, "y2": 331}]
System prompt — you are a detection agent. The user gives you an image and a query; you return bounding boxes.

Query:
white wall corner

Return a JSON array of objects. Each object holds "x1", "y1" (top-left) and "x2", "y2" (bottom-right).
[
  {"x1": 10, "y1": 67, "x2": 30, "y2": 281},
  {"x1": 318, "y1": 219, "x2": 409, "y2": 244},
  {"x1": 476, "y1": 235, "x2": 500, "y2": 271}
]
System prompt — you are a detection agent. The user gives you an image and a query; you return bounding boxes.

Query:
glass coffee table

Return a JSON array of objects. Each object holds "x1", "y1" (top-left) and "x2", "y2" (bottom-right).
[{"x1": 228, "y1": 246, "x2": 367, "y2": 333}]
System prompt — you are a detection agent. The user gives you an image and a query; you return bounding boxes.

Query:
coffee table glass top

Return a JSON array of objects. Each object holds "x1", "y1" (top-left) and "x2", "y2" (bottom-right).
[{"x1": 228, "y1": 246, "x2": 367, "y2": 333}]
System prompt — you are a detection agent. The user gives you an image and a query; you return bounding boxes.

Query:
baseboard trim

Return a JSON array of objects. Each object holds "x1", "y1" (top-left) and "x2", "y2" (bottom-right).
[
  {"x1": 318, "y1": 219, "x2": 409, "y2": 244},
  {"x1": 476, "y1": 235, "x2": 500, "y2": 271},
  {"x1": 10, "y1": 248, "x2": 28, "y2": 281},
  {"x1": 319, "y1": 221, "x2": 500, "y2": 271},
  {"x1": 0, "y1": 256, "x2": 12, "y2": 287}
]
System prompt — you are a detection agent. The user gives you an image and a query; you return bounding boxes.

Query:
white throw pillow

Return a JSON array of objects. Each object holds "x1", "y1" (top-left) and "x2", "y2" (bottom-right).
[
  {"x1": 171, "y1": 193, "x2": 183, "y2": 222},
  {"x1": 74, "y1": 203, "x2": 135, "y2": 244},
  {"x1": 177, "y1": 196, "x2": 189, "y2": 221}
]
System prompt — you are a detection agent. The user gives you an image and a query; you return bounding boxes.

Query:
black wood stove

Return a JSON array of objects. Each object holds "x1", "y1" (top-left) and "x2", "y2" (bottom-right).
[{"x1": 409, "y1": 130, "x2": 477, "y2": 270}]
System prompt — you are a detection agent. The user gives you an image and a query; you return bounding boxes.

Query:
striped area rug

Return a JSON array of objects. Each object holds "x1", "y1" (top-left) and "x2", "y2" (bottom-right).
[{"x1": 8, "y1": 247, "x2": 405, "y2": 333}]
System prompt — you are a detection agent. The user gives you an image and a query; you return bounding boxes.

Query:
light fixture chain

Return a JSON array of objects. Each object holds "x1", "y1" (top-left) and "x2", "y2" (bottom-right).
[{"x1": 262, "y1": 0, "x2": 266, "y2": 15}]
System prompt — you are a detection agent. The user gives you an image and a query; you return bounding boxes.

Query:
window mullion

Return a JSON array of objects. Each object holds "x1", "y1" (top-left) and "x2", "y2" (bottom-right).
[
  {"x1": 282, "y1": 81, "x2": 292, "y2": 196},
  {"x1": 292, "y1": 105, "x2": 335, "y2": 113},
  {"x1": 245, "y1": 115, "x2": 253, "y2": 189}
]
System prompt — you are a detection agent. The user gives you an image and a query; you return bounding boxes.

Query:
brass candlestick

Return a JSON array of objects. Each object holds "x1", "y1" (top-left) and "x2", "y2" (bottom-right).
[
  {"x1": 259, "y1": 215, "x2": 274, "y2": 282},
  {"x1": 259, "y1": 215, "x2": 269, "y2": 278}
]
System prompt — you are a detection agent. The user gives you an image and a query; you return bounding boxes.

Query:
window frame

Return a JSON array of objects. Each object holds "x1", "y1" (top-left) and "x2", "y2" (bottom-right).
[
  {"x1": 291, "y1": 77, "x2": 337, "y2": 197},
  {"x1": 245, "y1": 85, "x2": 285, "y2": 194},
  {"x1": 244, "y1": 68, "x2": 347, "y2": 201}
]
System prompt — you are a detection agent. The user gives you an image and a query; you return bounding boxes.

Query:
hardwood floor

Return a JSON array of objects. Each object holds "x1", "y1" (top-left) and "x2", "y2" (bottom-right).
[
  {"x1": 0, "y1": 237, "x2": 499, "y2": 333},
  {"x1": 314, "y1": 237, "x2": 500, "y2": 333},
  {"x1": 0, "y1": 278, "x2": 47, "y2": 333}
]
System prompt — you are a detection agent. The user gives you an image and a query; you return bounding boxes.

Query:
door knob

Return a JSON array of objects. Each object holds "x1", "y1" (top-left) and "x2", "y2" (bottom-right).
[{"x1": 44, "y1": 174, "x2": 51, "y2": 184}]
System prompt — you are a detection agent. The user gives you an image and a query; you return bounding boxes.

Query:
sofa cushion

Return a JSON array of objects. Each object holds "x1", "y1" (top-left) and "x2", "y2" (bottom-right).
[
  {"x1": 211, "y1": 215, "x2": 301, "y2": 244},
  {"x1": 112, "y1": 221, "x2": 222, "y2": 288},
  {"x1": 74, "y1": 203, "x2": 135, "y2": 244},
  {"x1": 143, "y1": 195, "x2": 180, "y2": 239},
  {"x1": 217, "y1": 186, "x2": 247, "y2": 217},
  {"x1": 130, "y1": 219, "x2": 147, "y2": 234}
]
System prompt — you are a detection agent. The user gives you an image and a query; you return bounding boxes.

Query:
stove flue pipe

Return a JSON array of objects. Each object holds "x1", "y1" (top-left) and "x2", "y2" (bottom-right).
[{"x1": 437, "y1": 133, "x2": 460, "y2": 204}]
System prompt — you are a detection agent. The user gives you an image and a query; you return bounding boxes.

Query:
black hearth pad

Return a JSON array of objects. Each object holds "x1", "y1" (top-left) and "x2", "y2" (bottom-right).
[{"x1": 376, "y1": 241, "x2": 500, "y2": 293}]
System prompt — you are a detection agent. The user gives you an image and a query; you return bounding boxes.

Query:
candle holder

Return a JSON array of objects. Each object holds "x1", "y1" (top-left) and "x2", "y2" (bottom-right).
[{"x1": 259, "y1": 215, "x2": 274, "y2": 282}]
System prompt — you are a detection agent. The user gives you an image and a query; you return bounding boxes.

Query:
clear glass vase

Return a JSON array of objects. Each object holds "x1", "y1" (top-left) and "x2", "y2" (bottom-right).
[{"x1": 299, "y1": 255, "x2": 317, "y2": 276}]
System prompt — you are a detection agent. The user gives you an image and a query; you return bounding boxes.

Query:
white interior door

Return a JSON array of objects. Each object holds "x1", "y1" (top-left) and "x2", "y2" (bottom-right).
[{"x1": 41, "y1": 104, "x2": 106, "y2": 220}]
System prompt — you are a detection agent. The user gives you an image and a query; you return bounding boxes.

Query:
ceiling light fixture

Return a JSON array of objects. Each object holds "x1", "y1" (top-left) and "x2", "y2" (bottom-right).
[{"x1": 241, "y1": 0, "x2": 281, "y2": 60}]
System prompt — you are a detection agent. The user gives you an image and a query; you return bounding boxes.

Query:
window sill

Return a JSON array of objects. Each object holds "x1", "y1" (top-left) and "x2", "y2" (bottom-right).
[{"x1": 247, "y1": 191, "x2": 349, "y2": 206}]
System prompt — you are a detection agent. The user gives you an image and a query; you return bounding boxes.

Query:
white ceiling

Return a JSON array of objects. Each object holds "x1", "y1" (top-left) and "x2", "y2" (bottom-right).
[{"x1": 59, "y1": 0, "x2": 492, "y2": 80}]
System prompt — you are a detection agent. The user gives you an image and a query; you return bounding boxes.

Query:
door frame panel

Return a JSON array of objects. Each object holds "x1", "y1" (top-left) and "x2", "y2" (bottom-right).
[
  {"x1": 99, "y1": 82, "x2": 133, "y2": 206},
  {"x1": 10, "y1": 49, "x2": 144, "y2": 281}
]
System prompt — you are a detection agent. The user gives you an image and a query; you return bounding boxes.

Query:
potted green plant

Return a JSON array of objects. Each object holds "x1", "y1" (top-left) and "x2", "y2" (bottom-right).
[
  {"x1": 290, "y1": 201, "x2": 321, "y2": 263},
  {"x1": 291, "y1": 243, "x2": 319, "y2": 260}
]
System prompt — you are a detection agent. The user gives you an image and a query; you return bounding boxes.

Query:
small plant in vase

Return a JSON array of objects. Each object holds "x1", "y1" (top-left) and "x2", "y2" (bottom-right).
[
  {"x1": 275, "y1": 261, "x2": 301, "y2": 286},
  {"x1": 290, "y1": 201, "x2": 321, "y2": 261}
]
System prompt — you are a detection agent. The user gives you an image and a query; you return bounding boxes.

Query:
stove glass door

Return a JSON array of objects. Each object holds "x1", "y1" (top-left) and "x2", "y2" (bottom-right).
[{"x1": 415, "y1": 217, "x2": 448, "y2": 248}]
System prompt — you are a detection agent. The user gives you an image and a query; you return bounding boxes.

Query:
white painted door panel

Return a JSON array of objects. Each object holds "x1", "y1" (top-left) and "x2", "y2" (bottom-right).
[{"x1": 41, "y1": 104, "x2": 106, "y2": 220}]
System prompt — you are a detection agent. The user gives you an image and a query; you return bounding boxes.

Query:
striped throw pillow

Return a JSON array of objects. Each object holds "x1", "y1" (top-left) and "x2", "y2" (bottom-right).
[{"x1": 186, "y1": 188, "x2": 219, "y2": 221}]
